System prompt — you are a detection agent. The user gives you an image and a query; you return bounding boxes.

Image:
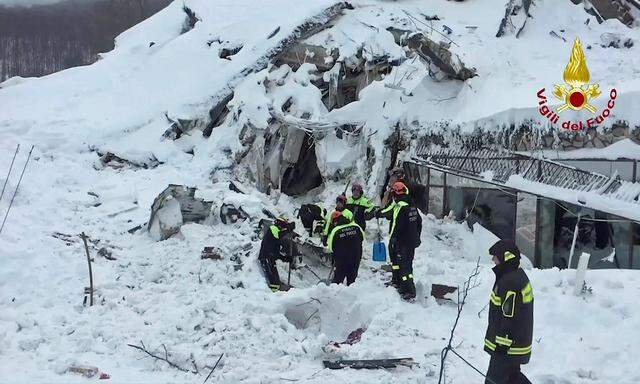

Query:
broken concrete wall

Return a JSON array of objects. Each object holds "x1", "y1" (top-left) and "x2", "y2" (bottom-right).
[
  {"x1": 496, "y1": 0, "x2": 533, "y2": 38},
  {"x1": 282, "y1": 132, "x2": 323, "y2": 195},
  {"x1": 239, "y1": 119, "x2": 323, "y2": 196},
  {"x1": 149, "y1": 196, "x2": 183, "y2": 241},
  {"x1": 584, "y1": 0, "x2": 636, "y2": 26},
  {"x1": 147, "y1": 185, "x2": 214, "y2": 240},
  {"x1": 387, "y1": 28, "x2": 476, "y2": 81},
  {"x1": 413, "y1": 120, "x2": 640, "y2": 153}
]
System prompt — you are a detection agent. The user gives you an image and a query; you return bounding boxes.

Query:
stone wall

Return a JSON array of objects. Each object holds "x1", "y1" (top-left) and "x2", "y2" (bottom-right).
[{"x1": 413, "y1": 120, "x2": 640, "y2": 153}]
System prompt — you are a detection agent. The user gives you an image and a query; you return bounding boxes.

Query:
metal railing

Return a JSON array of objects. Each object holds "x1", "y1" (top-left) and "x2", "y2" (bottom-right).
[{"x1": 413, "y1": 146, "x2": 640, "y2": 205}]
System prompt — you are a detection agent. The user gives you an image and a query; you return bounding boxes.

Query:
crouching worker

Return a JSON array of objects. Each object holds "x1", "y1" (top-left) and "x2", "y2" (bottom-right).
[
  {"x1": 258, "y1": 217, "x2": 296, "y2": 292},
  {"x1": 327, "y1": 210, "x2": 364, "y2": 286},
  {"x1": 484, "y1": 240, "x2": 533, "y2": 384},
  {"x1": 297, "y1": 203, "x2": 327, "y2": 237}
]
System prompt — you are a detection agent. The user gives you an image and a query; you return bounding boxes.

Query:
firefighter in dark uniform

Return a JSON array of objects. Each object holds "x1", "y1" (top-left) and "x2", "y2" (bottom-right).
[
  {"x1": 322, "y1": 194, "x2": 352, "y2": 246},
  {"x1": 484, "y1": 239, "x2": 534, "y2": 384},
  {"x1": 346, "y1": 183, "x2": 375, "y2": 230},
  {"x1": 327, "y1": 210, "x2": 364, "y2": 285},
  {"x1": 378, "y1": 181, "x2": 422, "y2": 299},
  {"x1": 258, "y1": 217, "x2": 295, "y2": 292}
]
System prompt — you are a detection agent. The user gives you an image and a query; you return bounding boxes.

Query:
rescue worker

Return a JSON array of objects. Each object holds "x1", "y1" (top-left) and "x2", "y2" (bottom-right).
[
  {"x1": 322, "y1": 194, "x2": 352, "y2": 246},
  {"x1": 258, "y1": 216, "x2": 295, "y2": 292},
  {"x1": 297, "y1": 203, "x2": 327, "y2": 237},
  {"x1": 377, "y1": 181, "x2": 422, "y2": 299},
  {"x1": 346, "y1": 183, "x2": 375, "y2": 230},
  {"x1": 484, "y1": 240, "x2": 533, "y2": 384},
  {"x1": 327, "y1": 210, "x2": 364, "y2": 285},
  {"x1": 381, "y1": 167, "x2": 408, "y2": 208}
]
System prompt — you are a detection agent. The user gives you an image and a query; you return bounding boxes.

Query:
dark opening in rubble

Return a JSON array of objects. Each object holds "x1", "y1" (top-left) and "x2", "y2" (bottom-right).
[{"x1": 281, "y1": 133, "x2": 323, "y2": 195}]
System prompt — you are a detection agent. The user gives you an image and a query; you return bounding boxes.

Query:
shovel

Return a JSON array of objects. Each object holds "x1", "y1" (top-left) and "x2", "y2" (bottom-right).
[{"x1": 372, "y1": 218, "x2": 386, "y2": 262}]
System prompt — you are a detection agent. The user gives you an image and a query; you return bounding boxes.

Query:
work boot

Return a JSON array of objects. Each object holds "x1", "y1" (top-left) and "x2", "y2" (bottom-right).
[
  {"x1": 279, "y1": 283, "x2": 292, "y2": 291},
  {"x1": 401, "y1": 292, "x2": 416, "y2": 301}
]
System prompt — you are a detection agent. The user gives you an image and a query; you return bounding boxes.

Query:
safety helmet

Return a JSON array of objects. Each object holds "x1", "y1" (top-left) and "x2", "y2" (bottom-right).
[
  {"x1": 489, "y1": 239, "x2": 521, "y2": 263},
  {"x1": 331, "y1": 211, "x2": 343, "y2": 223},
  {"x1": 392, "y1": 181, "x2": 407, "y2": 195}
]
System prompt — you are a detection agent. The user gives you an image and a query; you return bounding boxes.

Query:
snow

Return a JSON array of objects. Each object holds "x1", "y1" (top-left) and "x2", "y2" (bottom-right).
[
  {"x1": 2, "y1": 0, "x2": 640, "y2": 383},
  {"x1": 536, "y1": 138, "x2": 640, "y2": 160},
  {"x1": 506, "y1": 174, "x2": 640, "y2": 222}
]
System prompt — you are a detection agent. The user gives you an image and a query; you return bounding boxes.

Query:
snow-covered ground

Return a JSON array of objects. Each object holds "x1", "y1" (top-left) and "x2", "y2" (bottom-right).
[
  {"x1": 2, "y1": 0, "x2": 640, "y2": 383},
  {"x1": 2, "y1": 177, "x2": 639, "y2": 384}
]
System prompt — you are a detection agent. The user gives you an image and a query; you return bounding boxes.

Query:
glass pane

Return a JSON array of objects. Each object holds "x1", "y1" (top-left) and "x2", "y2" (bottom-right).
[
  {"x1": 535, "y1": 198, "x2": 555, "y2": 268},
  {"x1": 632, "y1": 224, "x2": 640, "y2": 269},
  {"x1": 516, "y1": 193, "x2": 537, "y2": 264},
  {"x1": 544, "y1": 201, "x2": 633, "y2": 269},
  {"x1": 429, "y1": 186, "x2": 444, "y2": 217},
  {"x1": 445, "y1": 187, "x2": 516, "y2": 240},
  {"x1": 430, "y1": 170, "x2": 445, "y2": 186}
]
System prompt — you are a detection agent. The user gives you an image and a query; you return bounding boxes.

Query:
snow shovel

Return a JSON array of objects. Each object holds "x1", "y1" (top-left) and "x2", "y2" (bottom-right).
[{"x1": 372, "y1": 219, "x2": 386, "y2": 262}]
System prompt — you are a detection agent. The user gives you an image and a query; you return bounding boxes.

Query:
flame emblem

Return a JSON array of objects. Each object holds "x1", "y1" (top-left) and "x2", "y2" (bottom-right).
[{"x1": 553, "y1": 38, "x2": 601, "y2": 113}]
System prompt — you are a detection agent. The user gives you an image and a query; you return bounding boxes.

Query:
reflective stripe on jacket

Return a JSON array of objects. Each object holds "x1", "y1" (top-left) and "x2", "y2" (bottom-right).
[
  {"x1": 327, "y1": 221, "x2": 365, "y2": 253},
  {"x1": 484, "y1": 265, "x2": 534, "y2": 364}
]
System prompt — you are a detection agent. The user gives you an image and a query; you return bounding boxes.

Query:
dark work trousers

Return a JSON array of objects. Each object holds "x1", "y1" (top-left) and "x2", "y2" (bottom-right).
[
  {"x1": 397, "y1": 246, "x2": 416, "y2": 296},
  {"x1": 485, "y1": 354, "x2": 532, "y2": 384},
  {"x1": 353, "y1": 252, "x2": 362, "y2": 280},
  {"x1": 389, "y1": 242, "x2": 400, "y2": 284},
  {"x1": 332, "y1": 254, "x2": 360, "y2": 286},
  {"x1": 259, "y1": 257, "x2": 281, "y2": 289}
]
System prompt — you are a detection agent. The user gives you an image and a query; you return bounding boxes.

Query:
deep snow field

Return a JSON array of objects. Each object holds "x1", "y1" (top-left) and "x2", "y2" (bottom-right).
[
  {"x1": 1, "y1": 165, "x2": 639, "y2": 384},
  {"x1": 2, "y1": 0, "x2": 640, "y2": 383}
]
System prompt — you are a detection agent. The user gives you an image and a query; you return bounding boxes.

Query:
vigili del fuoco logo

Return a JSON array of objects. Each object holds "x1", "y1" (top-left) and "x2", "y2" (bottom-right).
[{"x1": 536, "y1": 38, "x2": 617, "y2": 131}]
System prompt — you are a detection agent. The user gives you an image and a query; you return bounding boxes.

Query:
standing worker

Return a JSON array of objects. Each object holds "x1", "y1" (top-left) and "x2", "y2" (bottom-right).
[
  {"x1": 322, "y1": 194, "x2": 352, "y2": 246},
  {"x1": 346, "y1": 183, "x2": 376, "y2": 230},
  {"x1": 258, "y1": 217, "x2": 295, "y2": 292},
  {"x1": 327, "y1": 210, "x2": 364, "y2": 286},
  {"x1": 484, "y1": 240, "x2": 533, "y2": 384},
  {"x1": 381, "y1": 167, "x2": 408, "y2": 208},
  {"x1": 378, "y1": 181, "x2": 421, "y2": 300}
]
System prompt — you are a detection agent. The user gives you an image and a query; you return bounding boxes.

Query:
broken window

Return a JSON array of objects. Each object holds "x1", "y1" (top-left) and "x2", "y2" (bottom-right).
[
  {"x1": 444, "y1": 175, "x2": 517, "y2": 240},
  {"x1": 535, "y1": 200, "x2": 636, "y2": 269}
]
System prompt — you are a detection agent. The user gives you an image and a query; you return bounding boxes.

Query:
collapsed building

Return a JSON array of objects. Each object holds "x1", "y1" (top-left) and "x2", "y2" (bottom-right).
[{"x1": 142, "y1": 0, "x2": 640, "y2": 270}]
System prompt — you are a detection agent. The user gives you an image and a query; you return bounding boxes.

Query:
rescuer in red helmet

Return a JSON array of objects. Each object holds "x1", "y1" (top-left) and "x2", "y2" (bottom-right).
[
  {"x1": 377, "y1": 181, "x2": 422, "y2": 300},
  {"x1": 327, "y1": 210, "x2": 364, "y2": 285}
]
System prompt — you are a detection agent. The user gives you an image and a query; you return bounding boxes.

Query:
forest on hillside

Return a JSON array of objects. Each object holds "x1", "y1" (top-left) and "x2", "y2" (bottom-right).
[{"x1": 0, "y1": 0, "x2": 172, "y2": 81}]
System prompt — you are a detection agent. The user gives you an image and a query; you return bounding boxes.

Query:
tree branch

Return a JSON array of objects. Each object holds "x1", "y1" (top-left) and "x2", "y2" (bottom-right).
[
  {"x1": 203, "y1": 353, "x2": 224, "y2": 384},
  {"x1": 437, "y1": 256, "x2": 482, "y2": 384},
  {"x1": 127, "y1": 342, "x2": 196, "y2": 373}
]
